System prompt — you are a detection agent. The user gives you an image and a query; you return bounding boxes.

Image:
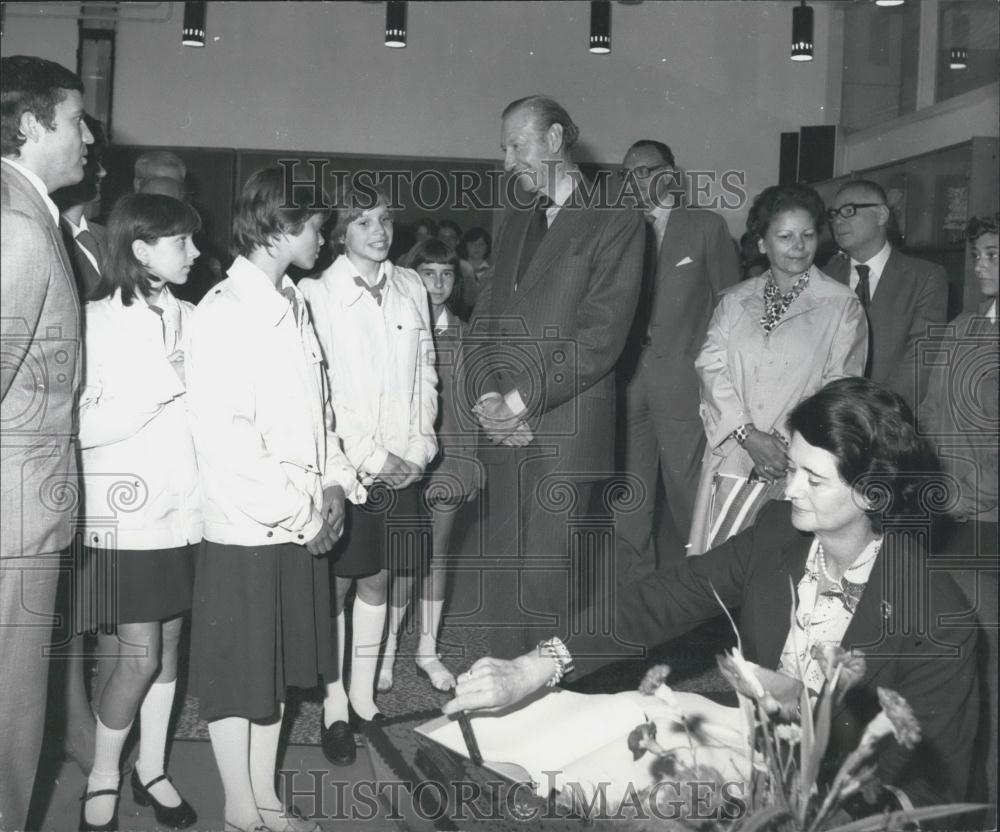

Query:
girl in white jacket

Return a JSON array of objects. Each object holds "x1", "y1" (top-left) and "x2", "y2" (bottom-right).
[{"x1": 79, "y1": 193, "x2": 202, "y2": 831}]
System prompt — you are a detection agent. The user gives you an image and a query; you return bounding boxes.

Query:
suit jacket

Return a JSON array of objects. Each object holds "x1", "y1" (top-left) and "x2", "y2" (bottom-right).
[
  {"x1": 466, "y1": 183, "x2": 645, "y2": 475},
  {"x1": 824, "y1": 248, "x2": 948, "y2": 409},
  {"x1": 59, "y1": 217, "x2": 106, "y2": 301},
  {"x1": 623, "y1": 206, "x2": 740, "y2": 416},
  {"x1": 568, "y1": 500, "x2": 979, "y2": 807},
  {"x1": 1, "y1": 162, "x2": 82, "y2": 558}
]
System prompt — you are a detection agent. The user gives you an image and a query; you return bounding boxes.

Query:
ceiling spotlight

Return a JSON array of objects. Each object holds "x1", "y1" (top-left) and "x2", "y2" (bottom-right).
[
  {"x1": 950, "y1": 47, "x2": 968, "y2": 69},
  {"x1": 182, "y1": 1, "x2": 206, "y2": 47},
  {"x1": 590, "y1": 0, "x2": 611, "y2": 55},
  {"x1": 385, "y1": 1, "x2": 406, "y2": 48},
  {"x1": 791, "y1": 1, "x2": 814, "y2": 62},
  {"x1": 874, "y1": 1, "x2": 905, "y2": 7}
]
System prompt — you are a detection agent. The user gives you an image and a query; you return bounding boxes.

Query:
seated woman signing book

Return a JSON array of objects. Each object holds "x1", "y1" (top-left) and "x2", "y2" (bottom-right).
[{"x1": 445, "y1": 378, "x2": 980, "y2": 811}]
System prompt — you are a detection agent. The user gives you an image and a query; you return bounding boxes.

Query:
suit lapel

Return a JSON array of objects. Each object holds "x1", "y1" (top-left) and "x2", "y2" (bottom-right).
[
  {"x1": 755, "y1": 534, "x2": 810, "y2": 669},
  {"x1": 513, "y1": 202, "x2": 592, "y2": 298},
  {"x1": 656, "y1": 206, "x2": 692, "y2": 273},
  {"x1": 867, "y1": 248, "x2": 904, "y2": 327}
]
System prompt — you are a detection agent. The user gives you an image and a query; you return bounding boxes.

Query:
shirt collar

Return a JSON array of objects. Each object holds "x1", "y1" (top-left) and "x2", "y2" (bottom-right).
[
  {"x1": 227, "y1": 255, "x2": 299, "y2": 327},
  {"x1": 851, "y1": 240, "x2": 892, "y2": 280},
  {"x1": 2, "y1": 157, "x2": 60, "y2": 225},
  {"x1": 325, "y1": 254, "x2": 393, "y2": 306},
  {"x1": 62, "y1": 214, "x2": 89, "y2": 238}
]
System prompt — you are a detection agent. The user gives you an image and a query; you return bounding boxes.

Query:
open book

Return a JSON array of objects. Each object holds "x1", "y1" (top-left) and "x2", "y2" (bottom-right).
[{"x1": 417, "y1": 688, "x2": 752, "y2": 812}]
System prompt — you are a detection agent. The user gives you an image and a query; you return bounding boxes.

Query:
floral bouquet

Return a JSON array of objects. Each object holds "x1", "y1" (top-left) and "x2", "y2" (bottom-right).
[{"x1": 607, "y1": 587, "x2": 986, "y2": 831}]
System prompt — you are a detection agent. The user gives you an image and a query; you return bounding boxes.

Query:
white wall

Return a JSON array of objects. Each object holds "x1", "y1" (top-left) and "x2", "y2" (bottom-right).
[{"x1": 3, "y1": 0, "x2": 840, "y2": 235}]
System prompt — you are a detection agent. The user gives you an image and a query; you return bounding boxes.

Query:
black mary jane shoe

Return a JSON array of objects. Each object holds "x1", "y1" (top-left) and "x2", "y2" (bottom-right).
[
  {"x1": 131, "y1": 769, "x2": 197, "y2": 829},
  {"x1": 320, "y1": 716, "x2": 357, "y2": 766},
  {"x1": 79, "y1": 787, "x2": 119, "y2": 832}
]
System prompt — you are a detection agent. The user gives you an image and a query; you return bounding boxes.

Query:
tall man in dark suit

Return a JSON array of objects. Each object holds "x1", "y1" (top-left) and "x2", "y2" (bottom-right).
[
  {"x1": 468, "y1": 95, "x2": 645, "y2": 656},
  {"x1": 1, "y1": 55, "x2": 92, "y2": 830},
  {"x1": 824, "y1": 180, "x2": 947, "y2": 409},
  {"x1": 616, "y1": 140, "x2": 740, "y2": 574}
]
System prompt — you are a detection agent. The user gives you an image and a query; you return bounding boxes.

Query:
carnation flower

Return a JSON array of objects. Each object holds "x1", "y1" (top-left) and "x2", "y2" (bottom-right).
[
  {"x1": 774, "y1": 723, "x2": 802, "y2": 744},
  {"x1": 810, "y1": 643, "x2": 846, "y2": 682},
  {"x1": 639, "y1": 664, "x2": 672, "y2": 696},
  {"x1": 858, "y1": 688, "x2": 921, "y2": 755},
  {"x1": 627, "y1": 721, "x2": 667, "y2": 761}
]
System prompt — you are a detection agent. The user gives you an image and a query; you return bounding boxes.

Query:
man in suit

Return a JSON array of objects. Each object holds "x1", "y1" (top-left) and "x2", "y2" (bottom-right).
[
  {"x1": 132, "y1": 148, "x2": 187, "y2": 193},
  {"x1": 467, "y1": 95, "x2": 645, "y2": 656},
  {"x1": 53, "y1": 114, "x2": 107, "y2": 301},
  {"x1": 1, "y1": 55, "x2": 92, "y2": 830},
  {"x1": 615, "y1": 140, "x2": 740, "y2": 575},
  {"x1": 824, "y1": 180, "x2": 947, "y2": 409}
]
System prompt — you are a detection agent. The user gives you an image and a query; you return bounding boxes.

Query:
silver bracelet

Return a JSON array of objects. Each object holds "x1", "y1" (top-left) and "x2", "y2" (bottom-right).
[{"x1": 538, "y1": 638, "x2": 575, "y2": 687}]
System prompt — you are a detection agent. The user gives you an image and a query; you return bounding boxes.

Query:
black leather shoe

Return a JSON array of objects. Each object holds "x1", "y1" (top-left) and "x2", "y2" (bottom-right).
[
  {"x1": 131, "y1": 770, "x2": 197, "y2": 829},
  {"x1": 321, "y1": 718, "x2": 356, "y2": 766},
  {"x1": 79, "y1": 787, "x2": 119, "y2": 831}
]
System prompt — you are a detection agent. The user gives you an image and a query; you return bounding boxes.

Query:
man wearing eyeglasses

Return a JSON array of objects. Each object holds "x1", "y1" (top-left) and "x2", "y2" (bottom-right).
[
  {"x1": 615, "y1": 140, "x2": 740, "y2": 578},
  {"x1": 824, "y1": 179, "x2": 947, "y2": 410}
]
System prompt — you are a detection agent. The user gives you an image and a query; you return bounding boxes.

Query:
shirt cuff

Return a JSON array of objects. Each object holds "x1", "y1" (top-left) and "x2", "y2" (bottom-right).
[
  {"x1": 297, "y1": 507, "x2": 324, "y2": 544},
  {"x1": 476, "y1": 392, "x2": 502, "y2": 407},
  {"x1": 504, "y1": 388, "x2": 526, "y2": 417},
  {"x1": 362, "y1": 446, "x2": 389, "y2": 479}
]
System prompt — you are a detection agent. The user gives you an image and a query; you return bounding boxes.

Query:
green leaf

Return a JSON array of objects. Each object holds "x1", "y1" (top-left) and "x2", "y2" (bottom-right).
[
  {"x1": 822, "y1": 803, "x2": 989, "y2": 832},
  {"x1": 802, "y1": 684, "x2": 834, "y2": 800}
]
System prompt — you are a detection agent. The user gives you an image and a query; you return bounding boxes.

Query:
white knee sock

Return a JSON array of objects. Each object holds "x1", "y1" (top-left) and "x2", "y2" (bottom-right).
[
  {"x1": 379, "y1": 602, "x2": 408, "y2": 689},
  {"x1": 208, "y1": 717, "x2": 257, "y2": 830},
  {"x1": 323, "y1": 611, "x2": 348, "y2": 727},
  {"x1": 85, "y1": 716, "x2": 132, "y2": 824},
  {"x1": 348, "y1": 597, "x2": 386, "y2": 720},
  {"x1": 249, "y1": 705, "x2": 284, "y2": 818},
  {"x1": 135, "y1": 679, "x2": 181, "y2": 807},
  {"x1": 418, "y1": 598, "x2": 445, "y2": 658}
]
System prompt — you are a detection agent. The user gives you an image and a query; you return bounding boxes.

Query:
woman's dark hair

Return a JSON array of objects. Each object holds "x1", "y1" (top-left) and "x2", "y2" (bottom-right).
[
  {"x1": 329, "y1": 182, "x2": 393, "y2": 247},
  {"x1": 787, "y1": 377, "x2": 942, "y2": 529},
  {"x1": 98, "y1": 193, "x2": 201, "y2": 306},
  {"x1": 746, "y1": 183, "x2": 825, "y2": 245},
  {"x1": 459, "y1": 226, "x2": 492, "y2": 261},
  {"x1": 400, "y1": 238, "x2": 460, "y2": 271},
  {"x1": 232, "y1": 166, "x2": 329, "y2": 258},
  {"x1": 965, "y1": 213, "x2": 999, "y2": 242}
]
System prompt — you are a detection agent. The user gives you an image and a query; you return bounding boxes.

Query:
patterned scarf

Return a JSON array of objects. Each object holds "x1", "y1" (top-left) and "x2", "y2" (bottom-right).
[
  {"x1": 759, "y1": 270, "x2": 810, "y2": 333},
  {"x1": 777, "y1": 536, "x2": 881, "y2": 694}
]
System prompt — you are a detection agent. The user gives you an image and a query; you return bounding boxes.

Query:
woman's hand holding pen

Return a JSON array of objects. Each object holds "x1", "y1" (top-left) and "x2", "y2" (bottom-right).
[{"x1": 442, "y1": 652, "x2": 554, "y2": 716}]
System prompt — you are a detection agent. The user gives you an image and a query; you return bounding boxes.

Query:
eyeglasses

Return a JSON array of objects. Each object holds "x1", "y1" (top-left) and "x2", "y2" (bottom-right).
[
  {"x1": 826, "y1": 203, "x2": 885, "y2": 220},
  {"x1": 617, "y1": 164, "x2": 673, "y2": 180}
]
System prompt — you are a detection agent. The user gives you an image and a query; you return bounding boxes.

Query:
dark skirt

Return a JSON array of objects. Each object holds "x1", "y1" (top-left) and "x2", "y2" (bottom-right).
[
  {"x1": 190, "y1": 540, "x2": 336, "y2": 722},
  {"x1": 330, "y1": 482, "x2": 431, "y2": 577},
  {"x1": 81, "y1": 544, "x2": 194, "y2": 626}
]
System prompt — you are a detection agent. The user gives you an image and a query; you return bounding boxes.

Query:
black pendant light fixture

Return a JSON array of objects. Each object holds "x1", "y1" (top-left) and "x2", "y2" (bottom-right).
[
  {"x1": 385, "y1": 1, "x2": 406, "y2": 48},
  {"x1": 182, "y1": 1, "x2": 206, "y2": 48},
  {"x1": 949, "y1": 9, "x2": 969, "y2": 69},
  {"x1": 791, "y1": 0, "x2": 814, "y2": 62},
  {"x1": 589, "y1": 0, "x2": 611, "y2": 54}
]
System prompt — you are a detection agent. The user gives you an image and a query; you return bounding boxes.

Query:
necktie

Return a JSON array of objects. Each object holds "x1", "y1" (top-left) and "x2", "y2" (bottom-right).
[
  {"x1": 854, "y1": 264, "x2": 871, "y2": 309},
  {"x1": 354, "y1": 274, "x2": 388, "y2": 306},
  {"x1": 280, "y1": 286, "x2": 300, "y2": 324},
  {"x1": 147, "y1": 303, "x2": 168, "y2": 346},
  {"x1": 75, "y1": 228, "x2": 100, "y2": 263},
  {"x1": 515, "y1": 195, "x2": 551, "y2": 290}
]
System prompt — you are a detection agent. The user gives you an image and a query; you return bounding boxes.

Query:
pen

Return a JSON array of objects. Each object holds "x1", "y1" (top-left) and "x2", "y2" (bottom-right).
[{"x1": 456, "y1": 710, "x2": 483, "y2": 766}]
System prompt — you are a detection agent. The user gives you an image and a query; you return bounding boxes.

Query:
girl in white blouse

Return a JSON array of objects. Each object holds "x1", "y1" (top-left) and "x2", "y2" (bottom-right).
[
  {"x1": 78, "y1": 193, "x2": 201, "y2": 831},
  {"x1": 300, "y1": 184, "x2": 437, "y2": 765}
]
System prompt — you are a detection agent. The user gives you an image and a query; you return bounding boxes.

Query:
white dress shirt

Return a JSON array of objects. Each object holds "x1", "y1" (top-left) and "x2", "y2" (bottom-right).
[
  {"x1": 185, "y1": 256, "x2": 361, "y2": 547},
  {"x1": 847, "y1": 241, "x2": 892, "y2": 300},
  {"x1": 299, "y1": 254, "x2": 438, "y2": 480},
  {"x1": 79, "y1": 287, "x2": 202, "y2": 549}
]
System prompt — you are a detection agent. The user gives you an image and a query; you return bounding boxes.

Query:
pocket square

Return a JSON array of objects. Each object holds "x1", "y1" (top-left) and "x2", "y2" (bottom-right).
[{"x1": 676, "y1": 256, "x2": 694, "y2": 266}]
